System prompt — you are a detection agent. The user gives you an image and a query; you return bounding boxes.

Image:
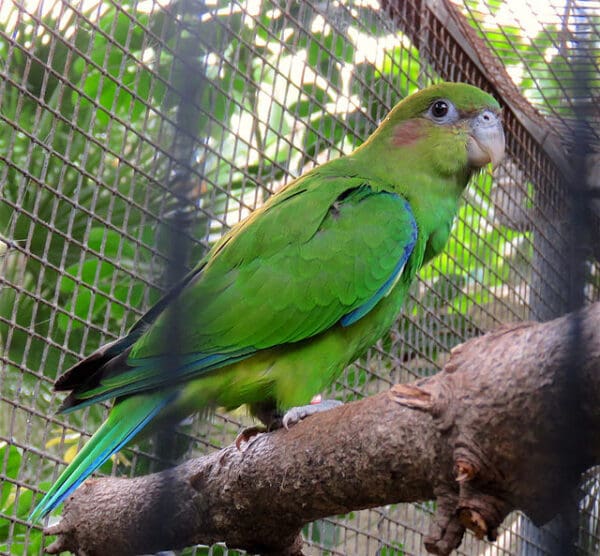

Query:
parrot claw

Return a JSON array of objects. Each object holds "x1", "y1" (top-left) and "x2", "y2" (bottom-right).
[
  {"x1": 282, "y1": 399, "x2": 343, "y2": 429},
  {"x1": 235, "y1": 425, "x2": 267, "y2": 450}
]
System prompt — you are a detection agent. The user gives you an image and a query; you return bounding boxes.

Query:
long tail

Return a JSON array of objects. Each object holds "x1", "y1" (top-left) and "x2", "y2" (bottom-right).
[{"x1": 30, "y1": 391, "x2": 174, "y2": 521}]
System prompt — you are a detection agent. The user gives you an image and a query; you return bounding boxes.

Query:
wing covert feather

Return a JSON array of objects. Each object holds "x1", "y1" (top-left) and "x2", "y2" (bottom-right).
[{"x1": 113, "y1": 175, "x2": 419, "y2": 397}]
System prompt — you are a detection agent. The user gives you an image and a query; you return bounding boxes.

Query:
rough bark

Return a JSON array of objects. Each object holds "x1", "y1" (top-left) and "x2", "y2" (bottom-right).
[{"x1": 45, "y1": 303, "x2": 600, "y2": 556}]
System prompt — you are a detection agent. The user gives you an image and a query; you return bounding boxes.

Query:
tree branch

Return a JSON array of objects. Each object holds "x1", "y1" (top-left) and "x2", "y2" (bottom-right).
[{"x1": 44, "y1": 303, "x2": 600, "y2": 556}]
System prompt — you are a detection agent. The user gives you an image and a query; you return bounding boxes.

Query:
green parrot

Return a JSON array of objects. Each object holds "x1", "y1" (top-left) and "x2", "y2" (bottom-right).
[{"x1": 31, "y1": 82, "x2": 504, "y2": 520}]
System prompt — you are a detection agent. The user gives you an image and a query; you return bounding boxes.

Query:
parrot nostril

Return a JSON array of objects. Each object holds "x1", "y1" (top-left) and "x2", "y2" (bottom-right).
[{"x1": 477, "y1": 111, "x2": 499, "y2": 128}]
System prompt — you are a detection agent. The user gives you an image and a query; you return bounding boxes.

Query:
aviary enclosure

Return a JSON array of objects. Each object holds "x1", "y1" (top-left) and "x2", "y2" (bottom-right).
[{"x1": 1, "y1": 0, "x2": 599, "y2": 554}]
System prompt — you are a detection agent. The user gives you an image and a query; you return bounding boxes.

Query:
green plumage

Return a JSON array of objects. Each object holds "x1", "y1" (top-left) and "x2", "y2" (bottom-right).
[{"x1": 31, "y1": 82, "x2": 503, "y2": 520}]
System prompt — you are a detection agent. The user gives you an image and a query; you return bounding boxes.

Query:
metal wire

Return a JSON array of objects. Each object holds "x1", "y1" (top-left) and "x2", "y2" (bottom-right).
[{"x1": 1, "y1": 1, "x2": 598, "y2": 555}]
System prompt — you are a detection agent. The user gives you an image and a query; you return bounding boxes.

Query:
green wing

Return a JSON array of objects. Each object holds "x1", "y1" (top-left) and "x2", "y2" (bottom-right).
[{"x1": 71, "y1": 172, "x2": 418, "y2": 403}]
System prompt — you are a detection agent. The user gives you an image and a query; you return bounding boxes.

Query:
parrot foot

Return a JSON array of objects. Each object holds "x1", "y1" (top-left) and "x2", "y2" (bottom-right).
[
  {"x1": 235, "y1": 425, "x2": 267, "y2": 450},
  {"x1": 282, "y1": 398, "x2": 343, "y2": 429},
  {"x1": 236, "y1": 397, "x2": 343, "y2": 449}
]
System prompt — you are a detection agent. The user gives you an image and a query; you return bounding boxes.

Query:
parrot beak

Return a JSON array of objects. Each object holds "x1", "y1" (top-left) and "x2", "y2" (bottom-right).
[{"x1": 467, "y1": 110, "x2": 505, "y2": 168}]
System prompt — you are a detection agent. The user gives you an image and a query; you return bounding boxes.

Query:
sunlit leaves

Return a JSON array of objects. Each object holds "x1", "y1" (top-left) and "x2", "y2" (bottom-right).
[
  {"x1": 57, "y1": 228, "x2": 144, "y2": 332},
  {"x1": 0, "y1": 444, "x2": 44, "y2": 555}
]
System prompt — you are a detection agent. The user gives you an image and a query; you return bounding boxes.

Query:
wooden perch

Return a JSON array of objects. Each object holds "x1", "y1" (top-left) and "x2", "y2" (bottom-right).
[{"x1": 44, "y1": 303, "x2": 600, "y2": 556}]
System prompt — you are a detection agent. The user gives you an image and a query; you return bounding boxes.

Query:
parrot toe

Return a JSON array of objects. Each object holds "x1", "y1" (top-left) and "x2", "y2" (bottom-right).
[
  {"x1": 282, "y1": 399, "x2": 343, "y2": 429},
  {"x1": 235, "y1": 425, "x2": 267, "y2": 450}
]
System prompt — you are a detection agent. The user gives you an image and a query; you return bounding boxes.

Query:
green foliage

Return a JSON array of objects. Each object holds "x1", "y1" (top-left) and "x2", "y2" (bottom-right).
[
  {"x1": 465, "y1": 5, "x2": 600, "y2": 119},
  {"x1": 378, "y1": 541, "x2": 405, "y2": 556},
  {"x1": 303, "y1": 519, "x2": 341, "y2": 550},
  {"x1": 418, "y1": 170, "x2": 532, "y2": 329},
  {"x1": 0, "y1": 3, "x2": 169, "y2": 391},
  {"x1": 0, "y1": 443, "x2": 44, "y2": 555},
  {"x1": 56, "y1": 228, "x2": 146, "y2": 332}
]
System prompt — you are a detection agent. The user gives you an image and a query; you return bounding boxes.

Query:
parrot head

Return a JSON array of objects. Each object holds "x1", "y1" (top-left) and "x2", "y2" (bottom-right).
[{"x1": 358, "y1": 82, "x2": 505, "y2": 178}]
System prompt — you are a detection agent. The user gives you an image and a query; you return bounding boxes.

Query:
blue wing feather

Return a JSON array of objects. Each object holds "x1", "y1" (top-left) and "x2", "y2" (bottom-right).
[
  {"x1": 340, "y1": 197, "x2": 417, "y2": 326},
  {"x1": 30, "y1": 391, "x2": 176, "y2": 520}
]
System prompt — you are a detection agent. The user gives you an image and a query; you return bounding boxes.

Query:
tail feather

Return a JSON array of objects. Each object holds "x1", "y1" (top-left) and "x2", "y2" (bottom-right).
[{"x1": 30, "y1": 391, "x2": 174, "y2": 521}]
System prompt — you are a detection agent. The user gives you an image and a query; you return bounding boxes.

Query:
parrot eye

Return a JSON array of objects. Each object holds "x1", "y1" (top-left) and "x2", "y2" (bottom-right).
[
  {"x1": 426, "y1": 99, "x2": 458, "y2": 124},
  {"x1": 431, "y1": 100, "x2": 449, "y2": 118}
]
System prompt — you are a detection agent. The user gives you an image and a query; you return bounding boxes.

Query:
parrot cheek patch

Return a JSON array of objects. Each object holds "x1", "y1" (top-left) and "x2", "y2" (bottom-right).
[{"x1": 392, "y1": 120, "x2": 425, "y2": 147}]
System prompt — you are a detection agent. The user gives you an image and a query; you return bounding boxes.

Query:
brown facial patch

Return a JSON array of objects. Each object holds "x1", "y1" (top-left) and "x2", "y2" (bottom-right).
[{"x1": 392, "y1": 119, "x2": 425, "y2": 147}]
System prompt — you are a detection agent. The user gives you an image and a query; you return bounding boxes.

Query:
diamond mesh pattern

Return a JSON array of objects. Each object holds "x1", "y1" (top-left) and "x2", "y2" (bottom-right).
[{"x1": 1, "y1": 1, "x2": 598, "y2": 554}]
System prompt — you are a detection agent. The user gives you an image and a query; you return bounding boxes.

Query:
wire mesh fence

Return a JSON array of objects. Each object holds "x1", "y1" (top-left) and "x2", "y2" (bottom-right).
[{"x1": 0, "y1": 0, "x2": 598, "y2": 555}]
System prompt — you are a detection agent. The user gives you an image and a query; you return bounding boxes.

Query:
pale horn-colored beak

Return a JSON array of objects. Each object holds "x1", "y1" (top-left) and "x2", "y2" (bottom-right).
[{"x1": 467, "y1": 109, "x2": 505, "y2": 168}]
